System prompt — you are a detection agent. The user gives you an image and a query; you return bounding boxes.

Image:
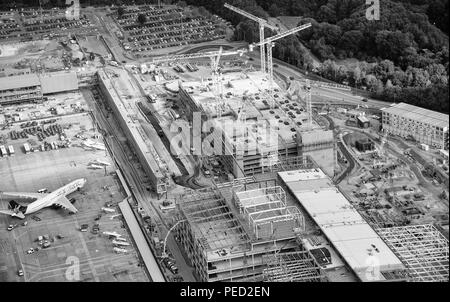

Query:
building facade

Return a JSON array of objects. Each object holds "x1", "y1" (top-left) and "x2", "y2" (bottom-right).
[
  {"x1": 0, "y1": 74, "x2": 43, "y2": 105},
  {"x1": 381, "y1": 103, "x2": 449, "y2": 150},
  {"x1": 0, "y1": 72, "x2": 78, "y2": 105}
]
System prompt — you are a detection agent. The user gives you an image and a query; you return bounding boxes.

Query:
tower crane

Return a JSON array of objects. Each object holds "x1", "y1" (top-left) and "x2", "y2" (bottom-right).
[
  {"x1": 149, "y1": 47, "x2": 248, "y2": 102},
  {"x1": 250, "y1": 23, "x2": 312, "y2": 93},
  {"x1": 224, "y1": 3, "x2": 279, "y2": 73},
  {"x1": 304, "y1": 79, "x2": 312, "y2": 127}
]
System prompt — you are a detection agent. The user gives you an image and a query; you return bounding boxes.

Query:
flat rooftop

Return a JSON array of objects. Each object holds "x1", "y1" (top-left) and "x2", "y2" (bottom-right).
[
  {"x1": 40, "y1": 72, "x2": 78, "y2": 94},
  {"x1": 0, "y1": 72, "x2": 78, "y2": 94},
  {"x1": 278, "y1": 169, "x2": 406, "y2": 282},
  {"x1": 0, "y1": 73, "x2": 40, "y2": 90},
  {"x1": 382, "y1": 102, "x2": 449, "y2": 129},
  {"x1": 97, "y1": 69, "x2": 165, "y2": 179}
]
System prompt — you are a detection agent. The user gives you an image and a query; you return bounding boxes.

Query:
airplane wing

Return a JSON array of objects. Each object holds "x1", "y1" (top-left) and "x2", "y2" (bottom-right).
[
  {"x1": 0, "y1": 209, "x2": 25, "y2": 219},
  {"x1": 1, "y1": 192, "x2": 48, "y2": 200},
  {"x1": 52, "y1": 196, "x2": 78, "y2": 214}
]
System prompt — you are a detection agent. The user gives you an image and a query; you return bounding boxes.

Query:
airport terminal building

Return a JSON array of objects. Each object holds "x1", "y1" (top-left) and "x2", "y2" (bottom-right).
[{"x1": 0, "y1": 72, "x2": 79, "y2": 105}]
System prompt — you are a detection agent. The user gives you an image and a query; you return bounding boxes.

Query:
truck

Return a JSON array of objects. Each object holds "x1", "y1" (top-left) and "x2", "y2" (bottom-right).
[
  {"x1": 420, "y1": 144, "x2": 429, "y2": 151},
  {"x1": 23, "y1": 143, "x2": 31, "y2": 154},
  {"x1": 8, "y1": 145, "x2": 14, "y2": 156},
  {"x1": 109, "y1": 60, "x2": 119, "y2": 67},
  {"x1": 0, "y1": 145, "x2": 6, "y2": 157},
  {"x1": 146, "y1": 94, "x2": 157, "y2": 103}
]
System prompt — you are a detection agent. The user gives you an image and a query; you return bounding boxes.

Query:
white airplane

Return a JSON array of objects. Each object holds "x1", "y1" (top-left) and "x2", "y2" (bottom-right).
[
  {"x1": 0, "y1": 179, "x2": 86, "y2": 219},
  {"x1": 88, "y1": 164, "x2": 104, "y2": 170},
  {"x1": 112, "y1": 240, "x2": 130, "y2": 246},
  {"x1": 102, "y1": 207, "x2": 116, "y2": 213},
  {"x1": 103, "y1": 231, "x2": 123, "y2": 238},
  {"x1": 113, "y1": 247, "x2": 128, "y2": 254},
  {"x1": 82, "y1": 140, "x2": 106, "y2": 151},
  {"x1": 107, "y1": 214, "x2": 122, "y2": 220},
  {"x1": 93, "y1": 159, "x2": 110, "y2": 166}
]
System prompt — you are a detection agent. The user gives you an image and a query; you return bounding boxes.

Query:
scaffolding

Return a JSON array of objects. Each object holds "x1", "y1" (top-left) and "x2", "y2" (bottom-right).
[
  {"x1": 262, "y1": 251, "x2": 326, "y2": 282},
  {"x1": 264, "y1": 154, "x2": 317, "y2": 173},
  {"x1": 377, "y1": 224, "x2": 449, "y2": 282},
  {"x1": 233, "y1": 186, "x2": 305, "y2": 240},
  {"x1": 178, "y1": 191, "x2": 251, "y2": 252},
  {"x1": 177, "y1": 181, "x2": 308, "y2": 281}
]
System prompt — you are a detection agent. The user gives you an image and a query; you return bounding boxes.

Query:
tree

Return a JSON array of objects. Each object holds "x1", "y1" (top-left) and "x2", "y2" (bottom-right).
[
  {"x1": 137, "y1": 14, "x2": 147, "y2": 25},
  {"x1": 117, "y1": 6, "x2": 125, "y2": 18},
  {"x1": 340, "y1": 30, "x2": 363, "y2": 57},
  {"x1": 375, "y1": 30, "x2": 415, "y2": 63},
  {"x1": 352, "y1": 65, "x2": 362, "y2": 86},
  {"x1": 268, "y1": 3, "x2": 280, "y2": 17}
]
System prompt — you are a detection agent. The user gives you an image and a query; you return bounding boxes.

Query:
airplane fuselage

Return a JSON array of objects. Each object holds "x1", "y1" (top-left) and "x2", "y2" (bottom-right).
[{"x1": 24, "y1": 178, "x2": 87, "y2": 215}]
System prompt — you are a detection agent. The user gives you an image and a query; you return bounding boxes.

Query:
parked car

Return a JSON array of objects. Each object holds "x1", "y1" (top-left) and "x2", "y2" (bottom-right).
[
  {"x1": 7, "y1": 224, "x2": 17, "y2": 231},
  {"x1": 80, "y1": 224, "x2": 89, "y2": 232}
]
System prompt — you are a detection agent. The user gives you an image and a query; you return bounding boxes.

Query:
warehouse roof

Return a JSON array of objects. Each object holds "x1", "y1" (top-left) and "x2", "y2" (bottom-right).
[
  {"x1": 357, "y1": 116, "x2": 369, "y2": 123},
  {"x1": 40, "y1": 72, "x2": 78, "y2": 94},
  {"x1": 0, "y1": 73, "x2": 40, "y2": 90},
  {"x1": 278, "y1": 169, "x2": 406, "y2": 282},
  {"x1": 382, "y1": 103, "x2": 449, "y2": 129}
]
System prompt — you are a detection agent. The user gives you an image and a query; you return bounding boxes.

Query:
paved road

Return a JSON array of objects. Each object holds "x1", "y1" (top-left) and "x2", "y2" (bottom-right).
[
  {"x1": 336, "y1": 140, "x2": 356, "y2": 184},
  {"x1": 85, "y1": 88, "x2": 196, "y2": 282},
  {"x1": 119, "y1": 200, "x2": 165, "y2": 282},
  {"x1": 244, "y1": 51, "x2": 391, "y2": 110}
]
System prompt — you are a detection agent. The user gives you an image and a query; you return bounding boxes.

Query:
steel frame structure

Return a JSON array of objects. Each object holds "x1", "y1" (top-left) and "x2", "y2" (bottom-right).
[
  {"x1": 262, "y1": 251, "x2": 326, "y2": 282},
  {"x1": 234, "y1": 186, "x2": 305, "y2": 240},
  {"x1": 178, "y1": 191, "x2": 251, "y2": 251},
  {"x1": 377, "y1": 224, "x2": 449, "y2": 282}
]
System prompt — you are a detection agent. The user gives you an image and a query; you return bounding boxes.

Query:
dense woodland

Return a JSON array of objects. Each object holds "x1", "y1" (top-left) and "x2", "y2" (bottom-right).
[{"x1": 1, "y1": 0, "x2": 448, "y2": 113}]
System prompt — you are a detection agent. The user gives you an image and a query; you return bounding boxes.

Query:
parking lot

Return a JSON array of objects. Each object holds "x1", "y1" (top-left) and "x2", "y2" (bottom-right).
[
  {"x1": 113, "y1": 5, "x2": 228, "y2": 57},
  {"x1": 0, "y1": 96, "x2": 148, "y2": 282},
  {"x1": 0, "y1": 8, "x2": 95, "y2": 43}
]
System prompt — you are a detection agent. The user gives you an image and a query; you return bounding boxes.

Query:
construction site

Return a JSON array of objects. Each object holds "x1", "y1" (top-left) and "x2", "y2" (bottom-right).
[
  {"x1": 174, "y1": 157, "x2": 328, "y2": 282},
  {"x1": 0, "y1": 2, "x2": 448, "y2": 284}
]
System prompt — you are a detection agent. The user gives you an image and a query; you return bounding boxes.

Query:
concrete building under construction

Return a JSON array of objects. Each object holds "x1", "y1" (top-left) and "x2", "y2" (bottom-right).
[
  {"x1": 178, "y1": 71, "x2": 335, "y2": 178},
  {"x1": 97, "y1": 69, "x2": 170, "y2": 196},
  {"x1": 175, "y1": 173, "x2": 325, "y2": 282}
]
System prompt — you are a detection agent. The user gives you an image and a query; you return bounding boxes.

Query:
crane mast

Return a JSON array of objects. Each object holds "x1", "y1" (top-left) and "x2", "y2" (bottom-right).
[
  {"x1": 250, "y1": 23, "x2": 312, "y2": 93},
  {"x1": 224, "y1": 3, "x2": 279, "y2": 73}
]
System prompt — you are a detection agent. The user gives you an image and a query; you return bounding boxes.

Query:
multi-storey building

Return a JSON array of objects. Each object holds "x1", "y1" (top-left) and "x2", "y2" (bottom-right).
[
  {"x1": 178, "y1": 71, "x2": 336, "y2": 177},
  {"x1": 0, "y1": 74, "x2": 43, "y2": 105},
  {"x1": 381, "y1": 103, "x2": 449, "y2": 150},
  {"x1": 0, "y1": 72, "x2": 78, "y2": 105}
]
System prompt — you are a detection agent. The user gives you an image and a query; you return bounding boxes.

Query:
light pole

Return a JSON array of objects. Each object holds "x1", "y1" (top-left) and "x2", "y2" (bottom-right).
[{"x1": 161, "y1": 219, "x2": 186, "y2": 258}]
